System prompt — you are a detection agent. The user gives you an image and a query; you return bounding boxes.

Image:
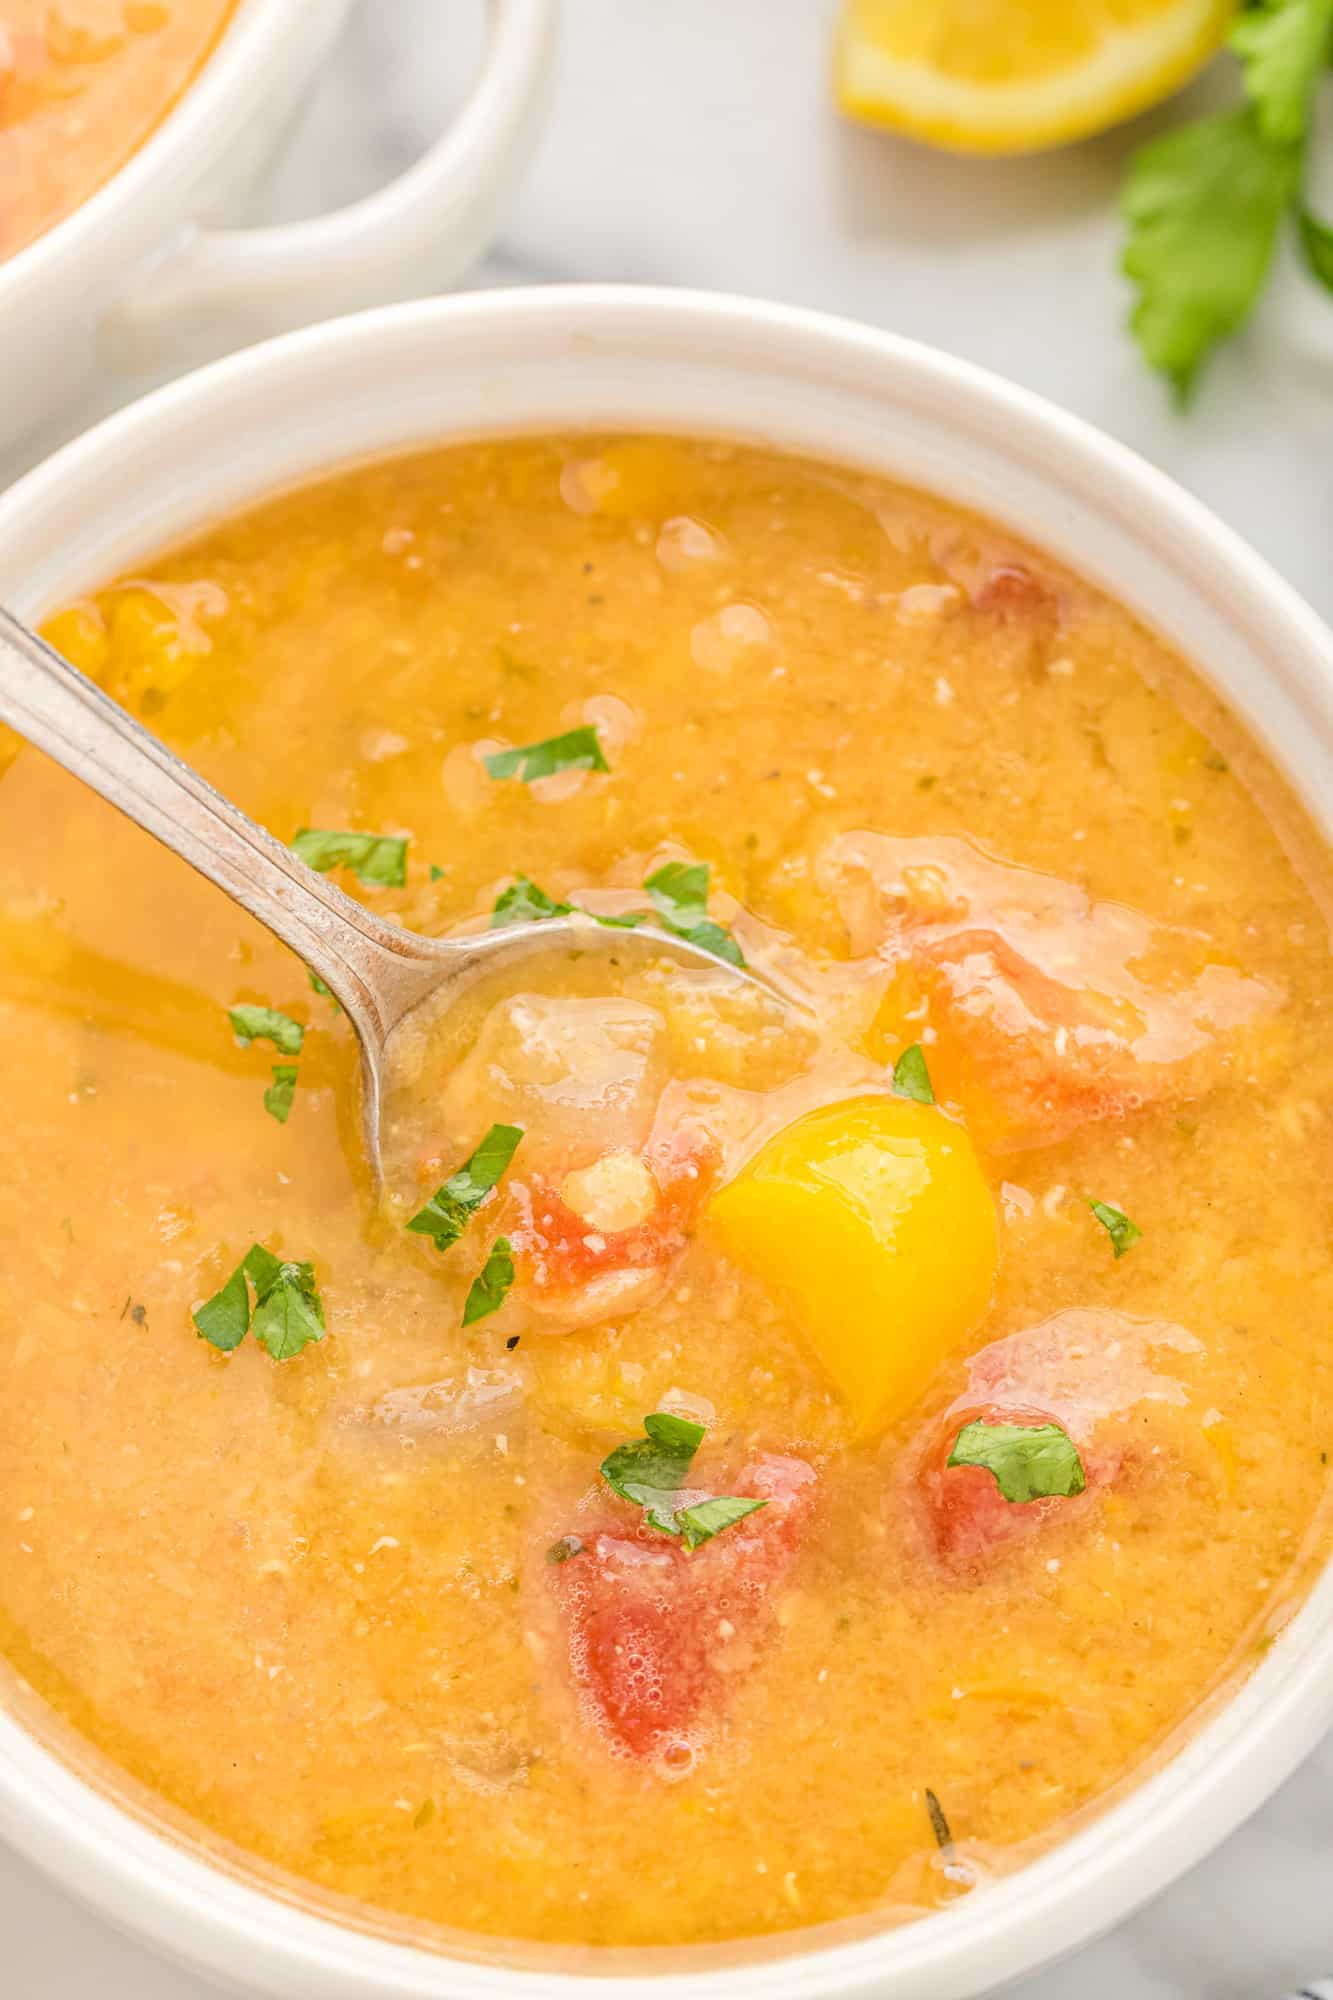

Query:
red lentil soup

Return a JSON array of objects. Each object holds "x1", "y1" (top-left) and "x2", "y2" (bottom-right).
[
  {"x1": 2, "y1": 434, "x2": 1331, "y2": 1950},
  {"x1": 0, "y1": 1, "x2": 238, "y2": 260}
]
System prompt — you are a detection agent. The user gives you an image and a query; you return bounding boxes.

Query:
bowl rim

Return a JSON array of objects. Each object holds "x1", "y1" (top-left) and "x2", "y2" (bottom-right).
[
  {"x1": 0, "y1": 282, "x2": 1330, "y2": 2000},
  {"x1": 0, "y1": 0, "x2": 346, "y2": 301}
]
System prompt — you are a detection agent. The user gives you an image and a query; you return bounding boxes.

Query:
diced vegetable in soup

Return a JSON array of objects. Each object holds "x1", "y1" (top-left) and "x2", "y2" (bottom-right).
[
  {"x1": 0, "y1": 1, "x2": 237, "y2": 260},
  {"x1": 1, "y1": 435, "x2": 1331, "y2": 1954}
]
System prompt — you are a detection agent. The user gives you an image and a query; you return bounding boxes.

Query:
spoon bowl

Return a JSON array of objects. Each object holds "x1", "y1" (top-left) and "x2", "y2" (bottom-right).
[{"x1": 0, "y1": 605, "x2": 779, "y2": 1181}]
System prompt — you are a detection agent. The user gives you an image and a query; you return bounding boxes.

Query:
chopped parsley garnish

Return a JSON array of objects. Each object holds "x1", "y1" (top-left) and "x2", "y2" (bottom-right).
[
  {"x1": 264, "y1": 1065, "x2": 298, "y2": 1125},
  {"x1": 674, "y1": 1494, "x2": 766, "y2": 1548},
  {"x1": 891, "y1": 1043, "x2": 935, "y2": 1105},
  {"x1": 599, "y1": 1410, "x2": 765, "y2": 1551},
  {"x1": 1302, "y1": 206, "x2": 1333, "y2": 288},
  {"x1": 484, "y1": 726, "x2": 608, "y2": 785},
  {"x1": 947, "y1": 1418, "x2": 1086, "y2": 1504},
  {"x1": 407, "y1": 1124, "x2": 523, "y2": 1253},
  {"x1": 292, "y1": 827, "x2": 408, "y2": 888},
  {"x1": 307, "y1": 968, "x2": 340, "y2": 1011},
  {"x1": 462, "y1": 1237, "x2": 515, "y2": 1325},
  {"x1": 490, "y1": 872, "x2": 652, "y2": 932},
  {"x1": 491, "y1": 875, "x2": 571, "y2": 926},
  {"x1": 644, "y1": 860, "x2": 744, "y2": 967},
  {"x1": 601, "y1": 1410, "x2": 704, "y2": 1525},
  {"x1": 228, "y1": 1004, "x2": 304, "y2": 1055},
  {"x1": 1089, "y1": 1198, "x2": 1142, "y2": 1258},
  {"x1": 487, "y1": 861, "x2": 739, "y2": 959},
  {"x1": 193, "y1": 1243, "x2": 326, "y2": 1361}
]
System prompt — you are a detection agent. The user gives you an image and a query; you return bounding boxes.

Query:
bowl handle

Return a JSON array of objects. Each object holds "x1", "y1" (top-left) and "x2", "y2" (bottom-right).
[{"x1": 106, "y1": 0, "x2": 556, "y2": 359}]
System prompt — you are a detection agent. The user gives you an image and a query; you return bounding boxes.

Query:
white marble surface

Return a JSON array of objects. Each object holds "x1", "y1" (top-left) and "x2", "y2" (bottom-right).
[{"x1": 2, "y1": 1, "x2": 1332, "y2": 1993}]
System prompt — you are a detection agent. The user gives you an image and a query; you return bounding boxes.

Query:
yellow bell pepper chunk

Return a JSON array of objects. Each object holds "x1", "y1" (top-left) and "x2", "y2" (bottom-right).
[{"x1": 708, "y1": 1094, "x2": 998, "y2": 1435}]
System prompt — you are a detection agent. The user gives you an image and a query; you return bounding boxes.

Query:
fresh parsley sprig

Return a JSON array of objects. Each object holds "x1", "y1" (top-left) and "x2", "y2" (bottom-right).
[{"x1": 1121, "y1": 0, "x2": 1333, "y2": 398}]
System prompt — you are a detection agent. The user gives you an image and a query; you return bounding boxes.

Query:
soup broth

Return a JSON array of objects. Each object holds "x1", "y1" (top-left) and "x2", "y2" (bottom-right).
[
  {"x1": 0, "y1": 0, "x2": 238, "y2": 260},
  {"x1": 2, "y1": 435, "x2": 1330, "y2": 1950}
]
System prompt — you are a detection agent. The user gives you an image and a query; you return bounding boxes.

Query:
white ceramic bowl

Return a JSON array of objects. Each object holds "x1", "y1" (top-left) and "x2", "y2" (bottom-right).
[
  {"x1": 0, "y1": 286, "x2": 1330, "y2": 1999},
  {"x1": 0, "y1": 0, "x2": 556, "y2": 452}
]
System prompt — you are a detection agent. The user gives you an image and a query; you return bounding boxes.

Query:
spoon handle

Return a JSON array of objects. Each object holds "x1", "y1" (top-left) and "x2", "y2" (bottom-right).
[{"x1": 0, "y1": 606, "x2": 440, "y2": 1039}]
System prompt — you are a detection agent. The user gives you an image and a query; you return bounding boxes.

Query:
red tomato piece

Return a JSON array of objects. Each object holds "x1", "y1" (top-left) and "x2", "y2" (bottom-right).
[
  {"x1": 966, "y1": 562, "x2": 1060, "y2": 673},
  {"x1": 969, "y1": 562, "x2": 1056, "y2": 619},
  {"x1": 819, "y1": 831, "x2": 1274, "y2": 1151},
  {"x1": 509, "y1": 1133, "x2": 716, "y2": 1302},
  {"x1": 917, "y1": 1401, "x2": 1115, "y2": 1566},
  {"x1": 914, "y1": 924, "x2": 1168, "y2": 1148},
  {"x1": 550, "y1": 1453, "x2": 815, "y2": 1761}
]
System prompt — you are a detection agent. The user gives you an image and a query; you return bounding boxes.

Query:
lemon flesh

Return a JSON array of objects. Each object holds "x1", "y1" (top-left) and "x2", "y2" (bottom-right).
[{"x1": 835, "y1": 0, "x2": 1234, "y2": 155}]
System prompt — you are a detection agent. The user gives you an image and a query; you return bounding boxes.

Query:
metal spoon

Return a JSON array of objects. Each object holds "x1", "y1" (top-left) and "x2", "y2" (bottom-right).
[{"x1": 0, "y1": 606, "x2": 776, "y2": 1181}]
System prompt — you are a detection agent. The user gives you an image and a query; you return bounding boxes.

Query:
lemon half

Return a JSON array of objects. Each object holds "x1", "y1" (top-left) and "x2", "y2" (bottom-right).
[{"x1": 835, "y1": 0, "x2": 1234, "y2": 155}]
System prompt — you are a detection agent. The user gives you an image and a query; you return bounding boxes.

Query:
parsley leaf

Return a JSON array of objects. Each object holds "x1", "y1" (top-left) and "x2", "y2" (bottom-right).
[
  {"x1": 1232, "y1": 0, "x2": 1333, "y2": 144},
  {"x1": 192, "y1": 1243, "x2": 326, "y2": 1360},
  {"x1": 264, "y1": 1065, "x2": 298, "y2": 1124},
  {"x1": 891, "y1": 1043, "x2": 935, "y2": 1105},
  {"x1": 947, "y1": 1419, "x2": 1086, "y2": 1503},
  {"x1": 307, "y1": 968, "x2": 341, "y2": 1011},
  {"x1": 1301, "y1": 204, "x2": 1333, "y2": 289},
  {"x1": 600, "y1": 1411, "x2": 766, "y2": 1548},
  {"x1": 676, "y1": 1494, "x2": 766, "y2": 1550},
  {"x1": 407, "y1": 1124, "x2": 524, "y2": 1253},
  {"x1": 191, "y1": 1262, "x2": 251, "y2": 1352},
  {"x1": 601, "y1": 1410, "x2": 705, "y2": 1504},
  {"x1": 484, "y1": 727, "x2": 608, "y2": 785},
  {"x1": 462, "y1": 1237, "x2": 515, "y2": 1325},
  {"x1": 1120, "y1": 0, "x2": 1333, "y2": 396},
  {"x1": 242, "y1": 1243, "x2": 283, "y2": 1296},
  {"x1": 228, "y1": 1004, "x2": 304, "y2": 1056},
  {"x1": 251, "y1": 1261, "x2": 326, "y2": 1361},
  {"x1": 491, "y1": 876, "x2": 572, "y2": 926},
  {"x1": 292, "y1": 828, "x2": 408, "y2": 888},
  {"x1": 644, "y1": 860, "x2": 745, "y2": 966},
  {"x1": 1122, "y1": 108, "x2": 1300, "y2": 401},
  {"x1": 491, "y1": 873, "x2": 653, "y2": 932},
  {"x1": 1089, "y1": 1198, "x2": 1142, "y2": 1258}
]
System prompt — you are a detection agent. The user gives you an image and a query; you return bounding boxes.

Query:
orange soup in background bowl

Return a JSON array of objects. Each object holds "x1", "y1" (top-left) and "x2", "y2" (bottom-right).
[
  {"x1": 0, "y1": 0, "x2": 240, "y2": 261},
  {"x1": 0, "y1": 287, "x2": 1329, "y2": 2000},
  {"x1": 0, "y1": 0, "x2": 554, "y2": 454}
]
